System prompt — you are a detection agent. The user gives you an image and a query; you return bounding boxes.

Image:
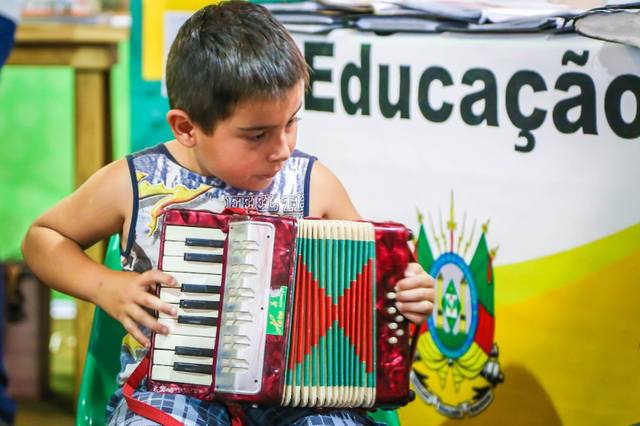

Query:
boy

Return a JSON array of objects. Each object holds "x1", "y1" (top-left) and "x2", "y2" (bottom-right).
[{"x1": 22, "y1": 2, "x2": 434, "y2": 425}]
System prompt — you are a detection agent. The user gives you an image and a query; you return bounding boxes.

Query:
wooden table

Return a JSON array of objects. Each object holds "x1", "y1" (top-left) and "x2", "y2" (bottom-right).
[{"x1": 6, "y1": 21, "x2": 129, "y2": 399}]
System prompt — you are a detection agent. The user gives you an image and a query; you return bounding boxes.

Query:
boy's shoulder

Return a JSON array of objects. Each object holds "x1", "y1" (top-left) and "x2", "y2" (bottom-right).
[
  {"x1": 308, "y1": 160, "x2": 360, "y2": 220},
  {"x1": 127, "y1": 143, "x2": 185, "y2": 180},
  {"x1": 291, "y1": 149, "x2": 316, "y2": 160},
  {"x1": 128, "y1": 143, "x2": 169, "y2": 160}
]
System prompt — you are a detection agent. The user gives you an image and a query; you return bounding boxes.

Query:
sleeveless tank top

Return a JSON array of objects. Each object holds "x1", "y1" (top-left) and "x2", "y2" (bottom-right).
[{"x1": 116, "y1": 143, "x2": 316, "y2": 383}]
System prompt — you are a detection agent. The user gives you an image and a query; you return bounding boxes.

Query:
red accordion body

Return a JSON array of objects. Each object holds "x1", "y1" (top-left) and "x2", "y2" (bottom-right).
[{"x1": 148, "y1": 209, "x2": 414, "y2": 409}]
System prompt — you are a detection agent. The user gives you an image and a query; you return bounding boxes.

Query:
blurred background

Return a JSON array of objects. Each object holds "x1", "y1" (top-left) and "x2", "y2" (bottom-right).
[
  {"x1": 1, "y1": 1, "x2": 129, "y2": 424},
  {"x1": 1, "y1": 0, "x2": 639, "y2": 425}
]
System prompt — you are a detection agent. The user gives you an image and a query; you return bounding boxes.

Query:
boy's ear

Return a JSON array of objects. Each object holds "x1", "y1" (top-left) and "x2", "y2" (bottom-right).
[{"x1": 167, "y1": 109, "x2": 197, "y2": 147}]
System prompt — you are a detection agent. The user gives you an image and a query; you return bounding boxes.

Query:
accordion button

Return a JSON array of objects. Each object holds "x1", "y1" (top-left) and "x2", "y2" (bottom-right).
[
  {"x1": 388, "y1": 322, "x2": 399, "y2": 330},
  {"x1": 387, "y1": 337, "x2": 398, "y2": 345},
  {"x1": 395, "y1": 329, "x2": 405, "y2": 336},
  {"x1": 395, "y1": 315, "x2": 404, "y2": 322},
  {"x1": 386, "y1": 292, "x2": 396, "y2": 300},
  {"x1": 386, "y1": 307, "x2": 397, "y2": 315}
]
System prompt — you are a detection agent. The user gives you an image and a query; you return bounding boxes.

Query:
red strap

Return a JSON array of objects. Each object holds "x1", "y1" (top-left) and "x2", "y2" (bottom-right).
[
  {"x1": 408, "y1": 245, "x2": 417, "y2": 263},
  {"x1": 122, "y1": 354, "x2": 184, "y2": 426},
  {"x1": 409, "y1": 324, "x2": 421, "y2": 362},
  {"x1": 226, "y1": 402, "x2": 245, "y2": 426}
]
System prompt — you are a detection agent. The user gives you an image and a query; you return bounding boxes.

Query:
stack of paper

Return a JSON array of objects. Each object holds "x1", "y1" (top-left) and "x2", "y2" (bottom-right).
[
  {"x1": 357, "y1": 0, "x2": 583, "y2": 33},
  {"x1": 355, "y1": 15, "x2": 445, "y2": 32},
  {"x1": 261, "y1": 0, "x2": 640, "y2": 35},
  {"x1": 263, "y1": 1, "x2": 354, "y2": 33},
  {"x1": 575, "y1": 6, "x2": 640, "y2": 47}
]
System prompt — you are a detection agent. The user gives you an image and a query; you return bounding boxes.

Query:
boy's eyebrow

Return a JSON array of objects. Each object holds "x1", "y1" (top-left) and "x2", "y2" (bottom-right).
[{"x1": 237, "y1": 103, "x2": 303, "y2": 131}]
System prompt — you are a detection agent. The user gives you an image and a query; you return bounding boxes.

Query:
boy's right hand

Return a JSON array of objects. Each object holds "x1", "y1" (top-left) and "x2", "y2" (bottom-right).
[{"x1": 95, "y1": 270, "x2": 179, "y2": 347}]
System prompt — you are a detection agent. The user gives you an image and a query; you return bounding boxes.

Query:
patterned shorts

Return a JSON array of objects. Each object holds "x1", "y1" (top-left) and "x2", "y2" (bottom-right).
[{"x1": 107, "y1": 388, "x2": 378, "y2": 426}]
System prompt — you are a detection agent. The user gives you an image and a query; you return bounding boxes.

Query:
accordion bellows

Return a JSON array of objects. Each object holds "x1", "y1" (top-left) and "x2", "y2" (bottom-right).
[{"x1": 149, "y1": 209, "x2": 413, "y2": 409}]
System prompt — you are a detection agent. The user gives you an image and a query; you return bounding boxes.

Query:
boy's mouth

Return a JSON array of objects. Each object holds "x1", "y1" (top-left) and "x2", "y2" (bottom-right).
[{"x1": 264, "y1": 167, "x2": 282, "y2": 178}]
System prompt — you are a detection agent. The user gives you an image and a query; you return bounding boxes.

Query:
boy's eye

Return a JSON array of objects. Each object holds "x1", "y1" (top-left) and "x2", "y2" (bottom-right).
[
  {"x1": 287, "y1": 116, "x2": 301, "y2": 127},
  {"x1": 245, "y1": 132, "x2": 266, "y2": 142}
]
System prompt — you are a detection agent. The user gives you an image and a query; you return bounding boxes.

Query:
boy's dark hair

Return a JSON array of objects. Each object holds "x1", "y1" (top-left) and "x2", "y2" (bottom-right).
[{"x1": 166, "y1": 1, "x2": 309, "y2": 134}]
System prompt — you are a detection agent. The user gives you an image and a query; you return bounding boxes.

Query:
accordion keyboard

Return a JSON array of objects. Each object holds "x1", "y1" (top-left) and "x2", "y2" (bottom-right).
[{"x1": 151, "y1": 225, "x2": 226, "y2": 386}]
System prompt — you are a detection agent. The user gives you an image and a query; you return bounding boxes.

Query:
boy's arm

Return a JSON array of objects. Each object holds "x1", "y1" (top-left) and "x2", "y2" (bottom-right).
[
  {"x1": 309, "y1": 160, "x2": 434, "y2": 324},
  {"x1": 308, "y1": 161, "x2": 360, "y2": 220},
  {"x1": 22, "y1": 159, "x2": 177, "y2": 346}
]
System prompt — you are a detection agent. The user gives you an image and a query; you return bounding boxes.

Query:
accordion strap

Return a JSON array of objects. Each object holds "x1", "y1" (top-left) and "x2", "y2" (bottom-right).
[
  {"x1": 409, "y1": 324, "x2": 421, "y2": 359},
  {"x1": 221, "y1": 207, "x2": 256, "y2": 216},
  {"x1": 122, "y1": 352, "x2": 245, "y2": 426},
  {"x1": 122, "y1": 353, "x2": 184, "y2": 426}
]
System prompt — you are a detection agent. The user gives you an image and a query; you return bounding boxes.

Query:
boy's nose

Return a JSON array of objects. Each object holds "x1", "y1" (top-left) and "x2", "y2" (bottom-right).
[{"x1": 268, "y1": 132, "x2": 292, "y2": 162}]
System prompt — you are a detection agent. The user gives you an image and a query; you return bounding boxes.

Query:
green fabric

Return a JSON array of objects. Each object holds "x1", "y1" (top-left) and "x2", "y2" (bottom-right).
[
  {"x1": 369, "y1": 409, "x2": 401, "y2": 426},
  {"x1": 0, "y1": 67, "x2": 73, "y2": 260},
  {"x1": 0, "y1": 42, "x2": 130, "y2": 262},
  {"x1": 76, "y1": 235, "x2": 126, "y2": 426}
]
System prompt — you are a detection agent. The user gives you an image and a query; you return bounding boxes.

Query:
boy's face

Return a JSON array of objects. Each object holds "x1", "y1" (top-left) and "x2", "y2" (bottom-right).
[{"x1": 192, "y1": 83, "x2": 303, "y2": 191}]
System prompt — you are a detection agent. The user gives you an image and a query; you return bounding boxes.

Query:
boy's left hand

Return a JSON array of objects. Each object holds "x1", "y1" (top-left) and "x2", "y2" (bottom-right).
[{"x1": 395, "y1": 262, "x2": 435, "y2": 324}]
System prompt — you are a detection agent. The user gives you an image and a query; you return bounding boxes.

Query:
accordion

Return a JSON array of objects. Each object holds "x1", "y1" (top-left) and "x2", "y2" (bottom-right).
[{"x1": 149, "y1": 209, "x2": 415, "y2": 409}]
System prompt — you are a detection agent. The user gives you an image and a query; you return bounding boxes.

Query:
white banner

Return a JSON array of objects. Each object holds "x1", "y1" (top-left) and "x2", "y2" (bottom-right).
[{"x1": 294, "y1": 30, "x2": 640, "y2": 265}]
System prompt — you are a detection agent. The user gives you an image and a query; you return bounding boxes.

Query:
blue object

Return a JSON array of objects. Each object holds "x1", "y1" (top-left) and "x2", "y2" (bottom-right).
[
  {"x1": 0, "y1": 14, "x2": 16, "y2": 68},
  {"x1": 0, "y1": 265, "x2": 17, "y2": 425}
]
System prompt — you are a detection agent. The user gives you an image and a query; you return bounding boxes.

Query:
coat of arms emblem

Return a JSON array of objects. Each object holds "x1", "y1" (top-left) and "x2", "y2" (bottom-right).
[{"x1": 412, "y1": 194, "x2": 504, "y2": 418}]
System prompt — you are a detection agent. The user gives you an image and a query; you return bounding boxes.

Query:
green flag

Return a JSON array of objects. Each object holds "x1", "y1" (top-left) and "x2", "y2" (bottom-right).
[{"x1": 416, "y1": 220, "x2": 435, "y2": 273}]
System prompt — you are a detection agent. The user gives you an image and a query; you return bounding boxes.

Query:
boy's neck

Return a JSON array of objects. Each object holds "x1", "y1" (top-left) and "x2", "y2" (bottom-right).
[{"x1": 164, "y1": 140, "x2": 211, "y2": 177}]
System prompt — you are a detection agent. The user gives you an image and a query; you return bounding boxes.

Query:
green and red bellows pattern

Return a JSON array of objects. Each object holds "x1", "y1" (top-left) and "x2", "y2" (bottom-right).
[{"x1": 282, "y1": 220, "x2": 377, "y2": 407}]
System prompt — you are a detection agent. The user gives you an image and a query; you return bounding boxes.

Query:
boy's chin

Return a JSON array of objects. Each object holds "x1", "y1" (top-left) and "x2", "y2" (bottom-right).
[{"x1": 237, "y1": 177, "x2": 274, "y2": 192}]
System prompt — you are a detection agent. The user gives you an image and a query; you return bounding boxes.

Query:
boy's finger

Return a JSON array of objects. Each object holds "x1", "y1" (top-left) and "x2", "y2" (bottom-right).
[
  {"x1": 140, "y1": 270, "x2": 178, "y2": 287},
  {"x1": 397, "y1": 272, "x2": 435, "y2": 291},
  {"x1": 128, "y1": 305, "x2": 170, "y2": 336},
  {"x1": 138, "y1": 293, "x2": 177, "y2": 317},
  {"x1": 396, "y1": 300, "x2": 434, "y2": 316},
  {"x1": 404, "y1": 262, "x2": 423, "y2": 277},
  {"x1": 401, "y1": 312, "x2": 426, "y2": 325},
  {"x1": 121, "y1": 316, "x2": 150, "y2": 347},
  {"x1": 395, "y1": 275, "x2": 426, "y2": 291},
  {"x1": 395, "y1": 287, "x2": 432, "y2": 303}
]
